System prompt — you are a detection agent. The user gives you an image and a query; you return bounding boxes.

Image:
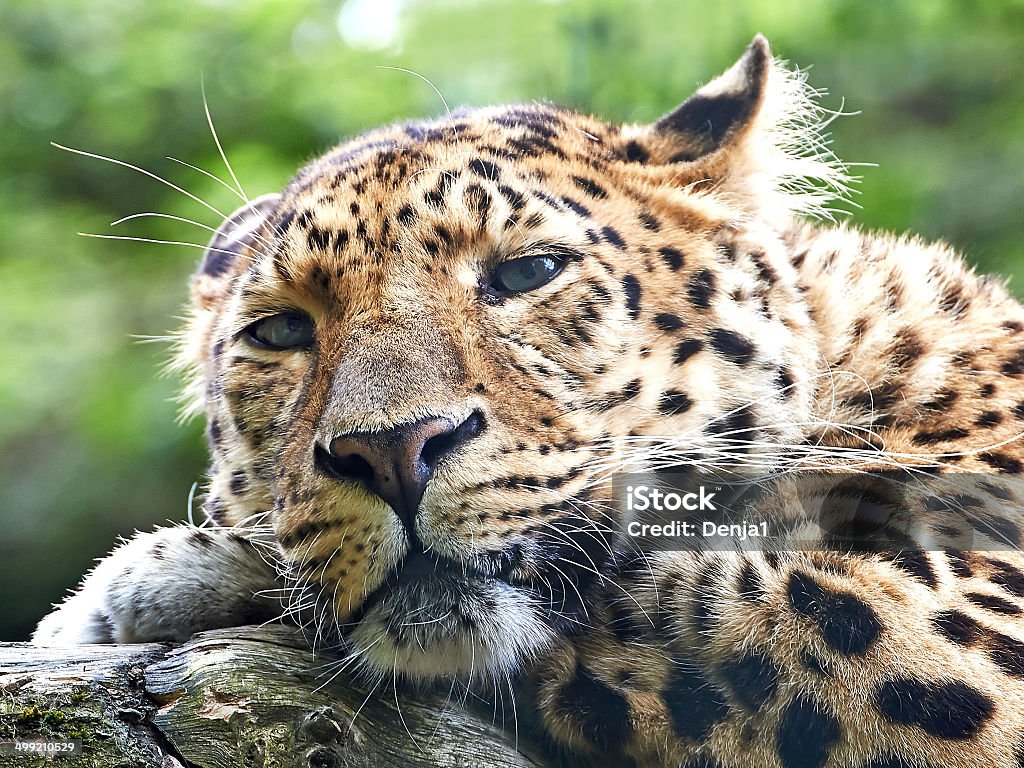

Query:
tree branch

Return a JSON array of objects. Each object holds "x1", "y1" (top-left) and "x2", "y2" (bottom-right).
[{"x1": 0, "y1": 626, "x2": 552, "y2": 768}]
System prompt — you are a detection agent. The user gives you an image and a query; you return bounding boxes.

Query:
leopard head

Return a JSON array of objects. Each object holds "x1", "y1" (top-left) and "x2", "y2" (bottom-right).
[{"x1": 176, "y1": 35, "x2": 844, "y2": 682}]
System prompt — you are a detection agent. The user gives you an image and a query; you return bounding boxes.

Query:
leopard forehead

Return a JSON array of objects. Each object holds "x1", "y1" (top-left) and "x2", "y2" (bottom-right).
[{"x1": 258, "y1": 103, "x2": 717, "y2": 293}]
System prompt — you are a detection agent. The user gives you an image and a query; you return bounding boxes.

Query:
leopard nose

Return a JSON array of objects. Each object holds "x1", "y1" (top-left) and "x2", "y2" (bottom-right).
[{"x1": 318, "y1": 410, "x2": 486, "y2": 531}]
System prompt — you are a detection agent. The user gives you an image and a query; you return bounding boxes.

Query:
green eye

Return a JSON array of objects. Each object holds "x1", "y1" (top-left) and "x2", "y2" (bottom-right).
[
  {"x1": 490, "y1": 254, "x2": 566, "y2": 294},
  {"x1": 244, "y1": 312, "x2": 314, "y2": 350}
]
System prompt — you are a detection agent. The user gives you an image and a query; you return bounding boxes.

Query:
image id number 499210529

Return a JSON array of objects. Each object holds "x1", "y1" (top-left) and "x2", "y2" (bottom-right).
[{"x1": 0, "y1": 739, "x2": 83, "y2": 757}]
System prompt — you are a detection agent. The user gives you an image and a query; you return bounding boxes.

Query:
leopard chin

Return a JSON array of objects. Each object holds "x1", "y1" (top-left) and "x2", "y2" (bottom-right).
[{"x1": 342, "y1": 547, "x2": 559, "y2": 683}]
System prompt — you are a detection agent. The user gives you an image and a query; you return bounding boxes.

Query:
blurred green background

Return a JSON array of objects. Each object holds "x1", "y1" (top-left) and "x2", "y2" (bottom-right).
[{"x1": 1, "y1": 0, "x2": 1022, "y2": 640}]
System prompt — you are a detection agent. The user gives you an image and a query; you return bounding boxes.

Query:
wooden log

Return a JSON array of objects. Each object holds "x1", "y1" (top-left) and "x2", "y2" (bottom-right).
[{"x1": 0, "y1": 626, "x2": 551, "y2": 768}]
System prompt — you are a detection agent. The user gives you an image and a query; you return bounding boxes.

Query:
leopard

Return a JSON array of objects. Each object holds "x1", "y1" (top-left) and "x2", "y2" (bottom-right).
[{"x1": 33, "y1": 35, "x2": 1024, "y2": 768}]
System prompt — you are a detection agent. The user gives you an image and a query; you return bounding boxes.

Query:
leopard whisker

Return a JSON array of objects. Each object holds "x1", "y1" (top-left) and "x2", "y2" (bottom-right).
[
  {"x1": 201, "y1": 80, "x2": 249, "y2": 203},
  {"x1": 165, "y1": 155, "x2": 246, "y2": 201}
]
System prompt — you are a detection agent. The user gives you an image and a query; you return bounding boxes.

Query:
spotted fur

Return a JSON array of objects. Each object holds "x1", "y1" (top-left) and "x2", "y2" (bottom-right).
[{"x1": 35, "y1": 36, "x2": 1024, "y2": 767}]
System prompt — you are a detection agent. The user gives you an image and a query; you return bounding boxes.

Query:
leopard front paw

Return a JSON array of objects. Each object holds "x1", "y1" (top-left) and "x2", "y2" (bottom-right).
[{"x1": 32, "y1": 525, "x2": 281, "y2": 645}]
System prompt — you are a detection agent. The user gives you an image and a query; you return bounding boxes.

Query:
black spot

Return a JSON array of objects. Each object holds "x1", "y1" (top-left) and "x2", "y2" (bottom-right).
[
  {"x1": 638, "y1": 211, "x2": 660, "y2": 231},
  {"x1": 306, "y1": 226, "x2": 331, "y2": 252},
  {"x1": 468, "y1": 158, "x2": 500, "y2": 179},
  {"x1": 924, "y1": 388, "x2": 959, "y2": 412},
  {"x1": 208, "y1": 418, "x2": 222, "y2": 444},
  {"x1": 622, "y1": 275, "x2": 642, "y2": 320},
  {"x1": 876, "y1": 678, "x2": 993, "y2": 739},
  {"x1": 966, "y1": 592, "x2": 1022, "y2": 615},
  {"x1": 659, "y1": 390, "x2": 693, "y2": 416},
  {"x1": 433, "y1": 224, "x2": 454, "y2": 247},
  {"x1": 970, "y1": 513, "x2": 1022, "y2": 546},
  {"x1": 189, "y1": 529, "x2": 214, "y2": 548},
  {"x1": 396, "y1": 204, "x2": 417, "y2": 225},
  {"x1": 571, "y1": 175, "x2": 607, "y2": 199},
  {"x1": 892, "y1": 331, "x2": 924, "y2": 370},
  {"x1": 711, "y1": 404, "x2": 757, "y2": 449},
  {"x1": 787, "y1": 571, "x2": 882, "y2": 655},
  {"x1": 334, "y1": 230, "x2": 350, "y2": 252},
  {"x1": 1001, "y1": 348, "x2": 1024, "y2": 375},
  {"x1": 205, "y1": 497, "x2": 227, "y2": 524},
  {"x1": 912, "y1": 428, "x2": 970, "y2": 446},
  {"x1": 975, "y1": 410, "x2": 1003, "y2": 428},
  {"x1": 523, "y1": 211, "x2": 545, "y2": 229},
  {"x1": 497, "y1": 184, "x2": 525, "y2": 213},
  {"x1": 555, "y1": 666, "x2": 633, "y2": 750},
  {"x1": 720, "y1": 652, "x2": 780, "y2": 711},
  {"x1": 883, "y1": 550, "x2": 937, "y2": 588},
  {"x1": 602, "y1": 226, "x2": 626, "y2": 250},
  {"x1": 751, "y1": 252, "x2": 778, "y2": 286},
  {"x1": 709, "y1": 329, "x2": 755, "y2": 366},
  {"x1": 776, "y1": 367, "x2": 795, "y2": 395},
  {"x1": 979, "y1": 452, "x2": 1024, "y2": 473},
  {"x1": 931, "y1": 610, "x2": 984, "y2": 646},
  {"x1": 776, "y1": 695, "x2": 841, "y2": 768},
  {"x1": 990, "y1": 560, "x2": 1024, "y2": 597},
  {"x1": 561, "y1": 196, "x2": 590, "y2": 218},
  {"x1": 688, "y1": 268, "x2": 716, "y2": 309},
  {"x1": 673, "y1": 339, "x2": 704, "y2": 365},
  {"x1": 623, "y1": 140, "x2": 648, "y2": 162},
  {"x1": 979, "y1": 480, "x2": 1014, "y2": 501},
  {"x1": 990, "y1": 632, "x2": 1024, "y2": 677},
  {"x1": 229, "y1": 470, "x2": 248, "y2": 496},
  {"x1": 659, "y1": 246, "x2": 684, "y2": 271},
  {"x1": 945, "y1": 550, "x2": 974, "y2": 578},
  {"x1": 662, "y1": 664, "x2": 731, "y2": 741},
  {"x1": 654, "y1": 313, "x2": 684, "y2": 332},
  {"x1": 619, "y1": 379, "x2": 641, "y2": 403}
]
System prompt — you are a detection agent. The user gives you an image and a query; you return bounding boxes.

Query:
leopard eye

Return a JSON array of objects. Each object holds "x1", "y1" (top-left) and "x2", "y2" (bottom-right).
[
  {"x1": 244, "y1": 312, "x2": 315, "y2": 350},
  {"x1": 490, "y1": 254, "x2": 566, "y2": 295}
]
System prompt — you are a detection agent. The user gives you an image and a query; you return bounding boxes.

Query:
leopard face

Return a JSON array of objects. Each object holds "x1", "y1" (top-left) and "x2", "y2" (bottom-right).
[{"x1": 178, "y1": 37, "x2": 841, "y2": 683}]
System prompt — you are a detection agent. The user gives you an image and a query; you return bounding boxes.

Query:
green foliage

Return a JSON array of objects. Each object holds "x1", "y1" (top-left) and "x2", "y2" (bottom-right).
[{"x1": 1, "y1": 0, "x2": 1022, "y2": 639}]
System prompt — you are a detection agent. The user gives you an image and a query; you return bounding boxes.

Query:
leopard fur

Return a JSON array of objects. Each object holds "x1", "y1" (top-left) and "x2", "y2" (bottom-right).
[{"x1": 35, "y1": 36, "x2": 1024, "y2": 768}]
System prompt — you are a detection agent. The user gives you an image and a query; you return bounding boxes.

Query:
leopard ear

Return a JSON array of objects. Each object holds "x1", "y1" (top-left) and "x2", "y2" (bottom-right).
[
  {"x1": 651, "y1": 34, "x2": 771, "y2": 162},
  {"x1": 631, "y1": 35, "x2": 850, "y2": 220},
  {"x1": 197, "y1": 193, "x2": 281, "y2": 281}
]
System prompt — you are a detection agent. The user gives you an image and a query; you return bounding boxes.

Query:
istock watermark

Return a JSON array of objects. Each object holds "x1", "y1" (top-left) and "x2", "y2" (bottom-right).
[
  {"x1": 625, "y1": 484, "x2": 719, "y2": 512},
  {"x1": 610, "y1": 470, "x2": 1024, "y2": 552},
  {"x1": 623, "y1": 482, "x2": 770, "y2": 542}
]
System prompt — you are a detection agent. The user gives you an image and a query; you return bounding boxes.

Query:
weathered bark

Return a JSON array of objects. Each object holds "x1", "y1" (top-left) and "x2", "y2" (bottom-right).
[{"x1": 0, "y1": 626, "x2": 553, "y2": 768}]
